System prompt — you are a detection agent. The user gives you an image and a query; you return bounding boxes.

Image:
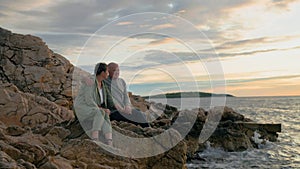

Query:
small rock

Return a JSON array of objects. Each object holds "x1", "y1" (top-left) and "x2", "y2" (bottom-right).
[{"x1": 6, "y1": 125, "x2": 26, "y2": 136}]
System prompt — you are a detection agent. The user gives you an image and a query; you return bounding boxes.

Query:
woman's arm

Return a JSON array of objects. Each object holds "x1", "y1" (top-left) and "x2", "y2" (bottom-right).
[{"x1": 82, "y1": 81, "x2": 101, "y2": 109}]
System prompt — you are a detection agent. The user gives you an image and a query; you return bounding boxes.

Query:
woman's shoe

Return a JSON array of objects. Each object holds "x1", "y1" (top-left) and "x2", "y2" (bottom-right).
[
  {"x1": 106, "y1": 139, "x2": 113, "y2": 146},
  {"x1": 92, "y1": 137, "x2": 100, "y2": 142}
]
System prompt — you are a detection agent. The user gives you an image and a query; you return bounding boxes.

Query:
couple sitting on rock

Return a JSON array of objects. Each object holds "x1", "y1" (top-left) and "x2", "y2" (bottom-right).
[{"x1": 74, "y1": 62, "x2": 149, "y2": 146}]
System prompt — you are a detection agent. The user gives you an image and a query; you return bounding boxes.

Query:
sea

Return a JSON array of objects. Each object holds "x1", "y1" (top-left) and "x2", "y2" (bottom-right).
[{"x1": 148, "y1": 96, "x2": 300, "y2": 169}]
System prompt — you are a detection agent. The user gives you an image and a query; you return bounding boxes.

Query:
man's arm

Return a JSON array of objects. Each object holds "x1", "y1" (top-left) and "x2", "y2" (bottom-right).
[
  {"x1": 121, "y1": 78, "x2": 131, "y2": 106},
  {"x1": 104, "y1": 83, "x2": 119, "y2": 111},
  {"x1": 121, "y1": 78, "x2": 132, "y2": 114}
]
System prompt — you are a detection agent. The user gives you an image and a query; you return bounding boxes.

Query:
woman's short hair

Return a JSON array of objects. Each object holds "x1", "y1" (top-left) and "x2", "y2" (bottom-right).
[{"x1": 94, "y1": 62, "x2": 107, "y2": 75}]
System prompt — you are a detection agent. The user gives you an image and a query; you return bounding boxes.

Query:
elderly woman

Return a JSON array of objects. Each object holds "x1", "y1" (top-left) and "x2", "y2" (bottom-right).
[{"x1": 74, "y1": 63, "x2": 115, "y2": 146}]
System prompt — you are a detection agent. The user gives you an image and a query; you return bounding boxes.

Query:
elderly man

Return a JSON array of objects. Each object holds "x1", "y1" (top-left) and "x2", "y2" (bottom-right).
[{"x1": 106, "y1": 62, "x2": 150, "y2": 128}]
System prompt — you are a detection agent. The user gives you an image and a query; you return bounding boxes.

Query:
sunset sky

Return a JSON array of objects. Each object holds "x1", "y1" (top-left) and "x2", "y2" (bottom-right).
[{"x1": 1, "y1": 0, "x2": 300, "y2": 97}]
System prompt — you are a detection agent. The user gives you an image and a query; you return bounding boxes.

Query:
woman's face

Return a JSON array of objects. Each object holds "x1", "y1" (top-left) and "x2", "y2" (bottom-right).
[{"x1": 101, "y1": 69, "x2": 109, "y2": 79}]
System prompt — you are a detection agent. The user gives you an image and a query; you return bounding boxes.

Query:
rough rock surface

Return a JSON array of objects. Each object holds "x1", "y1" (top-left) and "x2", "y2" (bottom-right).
[
  {"x1": 0, "y1": 27, "x2": 188, "y2": 169},
  {"x1": 0, "y1": 27, "x2": 280, "y2": 168},
  {"x1": 0, "y1": 83, "x2": 74, "y2": 128},
  {"x1": 0, "y1": 27, "x2": 74, "y2": 109}
]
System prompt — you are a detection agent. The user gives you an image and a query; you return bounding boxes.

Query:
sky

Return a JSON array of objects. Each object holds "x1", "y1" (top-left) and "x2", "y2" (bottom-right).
[{"x1": 1, "y1": 0, "x2": 300, "y2": 97}]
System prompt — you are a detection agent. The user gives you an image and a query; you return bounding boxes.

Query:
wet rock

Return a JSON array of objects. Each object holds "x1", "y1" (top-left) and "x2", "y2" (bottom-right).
[
  {"x1": 209, "y1": 127, "x2": 253, "y2": 151},
  {"x1": 149, "y1": 141, "x2": 187, "y2": 169},
  {"x1": 219, "y1": 106, "x2": 245, "y2": 122}
]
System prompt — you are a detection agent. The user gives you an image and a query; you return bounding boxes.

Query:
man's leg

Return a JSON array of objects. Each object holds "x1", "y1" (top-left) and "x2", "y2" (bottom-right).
[
  {"x1": 110, "y1": 109, "x2": 150, "y2": 128},
  {"x1": 110, "y1": 110, "x2": 127, "y2": 122},
  {"x1": 130, "y1": 109, "x2": 150, "y2": 128}
]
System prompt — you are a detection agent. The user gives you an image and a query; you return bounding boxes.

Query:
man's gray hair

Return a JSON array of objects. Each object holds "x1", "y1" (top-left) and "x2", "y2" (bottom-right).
[{"x1": 107, "y1": 62, "x2": 118, "y2": 70}]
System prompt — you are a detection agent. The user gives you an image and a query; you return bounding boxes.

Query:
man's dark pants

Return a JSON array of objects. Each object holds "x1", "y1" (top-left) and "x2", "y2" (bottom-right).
[{"x1": 110, "y1": 109, "x2": 150, "y2": 128}]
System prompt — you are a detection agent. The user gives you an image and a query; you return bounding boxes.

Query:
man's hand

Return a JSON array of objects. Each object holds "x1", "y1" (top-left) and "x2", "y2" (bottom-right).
[
  {"x1": 124, "y1": 105, "x2": 132, "y2": 115},
  {"x1": 115, "y1": 104, "x2": 125, "y2": 113}
]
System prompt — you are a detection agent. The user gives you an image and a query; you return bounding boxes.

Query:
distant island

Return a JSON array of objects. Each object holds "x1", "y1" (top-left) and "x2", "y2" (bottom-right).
[{"x1": 143, "y1": 91, "x2": 235, "y2": 98}]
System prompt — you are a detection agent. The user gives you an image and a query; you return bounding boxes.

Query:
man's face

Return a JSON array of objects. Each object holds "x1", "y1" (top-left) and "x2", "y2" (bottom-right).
[{"x1": 109, "y1": 65, "x2": 120, "y2": 79}]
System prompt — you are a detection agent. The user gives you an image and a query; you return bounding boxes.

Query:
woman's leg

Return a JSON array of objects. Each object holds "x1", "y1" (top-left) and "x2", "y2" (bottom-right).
[
  {"x1": 91, "y1": 110, "x2": 104, "y2": 140},
  {"x1": 91, "y1": 131, "x2": 99, "y2": 140},
  {"x1": 104, "y1": 132, "x2": 113, "y2": 146},
  {"x1": 103, "y1": 113, "x2": 113, "y2": 146}
]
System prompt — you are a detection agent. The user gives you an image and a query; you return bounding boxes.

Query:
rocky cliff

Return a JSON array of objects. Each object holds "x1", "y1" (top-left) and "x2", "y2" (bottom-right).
[
  {"x1": 0, "y1": 27, "x2": 187, "y2": 169},
  {"x1": 0, "y1": 27, "x2": 281, "y2": 169}
]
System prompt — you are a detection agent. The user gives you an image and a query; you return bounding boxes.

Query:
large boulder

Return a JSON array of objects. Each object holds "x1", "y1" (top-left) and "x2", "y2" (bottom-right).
[{"x1": 0, "y1": 27, "x2": 74, "y2": 109}]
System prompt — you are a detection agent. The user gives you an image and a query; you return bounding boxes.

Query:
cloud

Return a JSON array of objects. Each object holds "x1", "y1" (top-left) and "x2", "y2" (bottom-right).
[
  {"x1": 0, "y1": 0, "x2": 275, "y2": 58},
  {"x1": 102, "y1": 41, "x2": 300, "y2": 72},
  {"x1": 140, "y1": 50, "x2": 199, "y2": 65},
  {"x1": 0, "y1": 0, "x2": 180, "y2": 33},
  {"x1": 217, "y1": 45, "x2": 300, "y2": 58},
  {"x1": 142, "y1": 44, "x2": 300, "y2": 64},
  {"x1": 120, "y1": 63, "x2": 160, "y2": 73},
  {"x1": 0, "y1": 0, "x2": 52, "y2": 11},
  {"x1": 2, "y1": 0, "x2": 298, "y2": 45},
  {"x1": 148, "y1": 37, "x2": 176, "y2": 45},
  {"x1": 0, "y1": 0, "x2": 256, "y2": 36},
  {"x1": 0, "y1": 12, "x2": 6, "y2": 17},
  {"x1": 218, "y1": 48, "x2": 279, "y2": 58},
  {"x1": 226, "y1": 74, "x2": 300, "y2": 86},
  {"x1": 150, "y1": 23, "x2": 175, "y2": 31},
  {"x1": 128, "y1": 82, "x2": 180, "y2": 96},
  {"x1": 116, "y1": 21, "x2": 134, "y2": 26},
  {"x1": 17, "y1": 9, "x2": 48, "y2": 17},
  {"x1": 268, "y1": 0, "x2": 299, "y2": 10},
  {"x1": 0, "y1": 5, "x2": 8, "y2": 17},
  {"x1": 77, "y1": 64, "x2": 95, "y2": 74},
  {"x1": 213, "y1": 37, "x2": 270, "y2": 51},
  {"x1": 204, "y1": 35, "x2": 300, "y2": 52},
  {"x1": 225, "y1": 74, "x2": 300, "y2": 96},
  {"x1": 36, "y1": 33, "x2": 89, "y2": 47}
]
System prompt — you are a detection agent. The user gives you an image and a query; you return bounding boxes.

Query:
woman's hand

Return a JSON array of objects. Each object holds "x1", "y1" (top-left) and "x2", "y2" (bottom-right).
[
  {"x1": 103, "y1": 108, "x2": 111, "y2": 115},
  {"x1": 99, "y1": 106, "x2": 111, "y2": 115}
]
